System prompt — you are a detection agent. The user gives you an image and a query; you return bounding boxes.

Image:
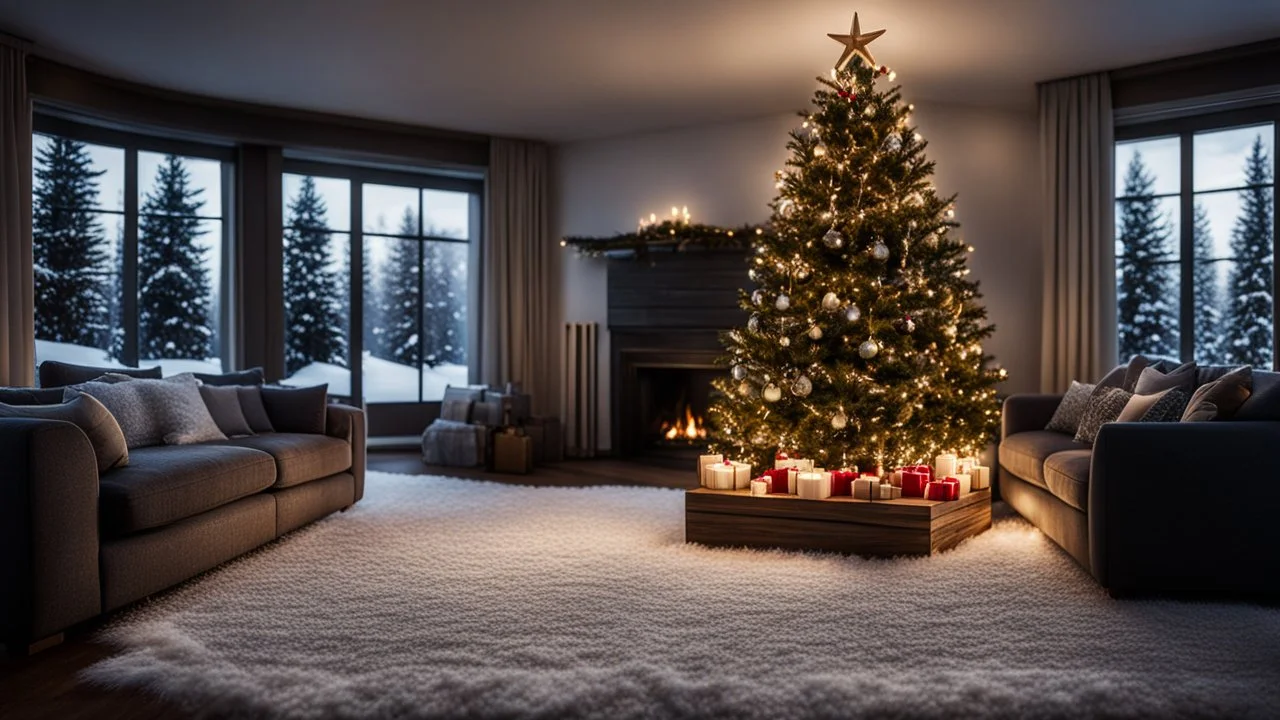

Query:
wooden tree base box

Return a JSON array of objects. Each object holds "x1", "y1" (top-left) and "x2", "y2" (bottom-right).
[{"x1": 684, "y1": 488, "x2": 992, "y2": 557}]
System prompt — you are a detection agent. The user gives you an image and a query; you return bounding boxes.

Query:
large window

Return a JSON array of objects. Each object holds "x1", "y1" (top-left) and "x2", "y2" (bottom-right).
[
  {"x1": 33, "y1": 118, "x2": 234, "y2": 374},
  {"x1": 1116, "y1": 112, "x2": 1277, "y2": 367},
  {"x1": 281, "y1": 162, "x2": 479, "y2": 403}
]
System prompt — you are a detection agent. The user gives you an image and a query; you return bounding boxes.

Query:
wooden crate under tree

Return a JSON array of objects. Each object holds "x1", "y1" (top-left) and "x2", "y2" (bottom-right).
[{"x1": 685, "y1": 488, "x2": 991, "y2": 557}]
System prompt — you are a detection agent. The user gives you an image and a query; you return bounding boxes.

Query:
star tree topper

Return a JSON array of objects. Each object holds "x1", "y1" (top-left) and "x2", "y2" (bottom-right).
[{"x1": 827, "y1": 12, "x2": 885, "y2": 70}]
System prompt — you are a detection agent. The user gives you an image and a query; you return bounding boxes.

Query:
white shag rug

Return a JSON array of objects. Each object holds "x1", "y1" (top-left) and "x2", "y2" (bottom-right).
[{"x1": 84, "y1": 471, "x2": 1280, "y2": 719}]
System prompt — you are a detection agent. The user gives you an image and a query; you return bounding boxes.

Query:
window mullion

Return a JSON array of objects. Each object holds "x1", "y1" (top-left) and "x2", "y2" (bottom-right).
[
  {"x1": 351, "y1": 181, "x2": 365, "y2": 404},
  {"x1": 1273, "y1": 121, "x2": 1280, "y2": 370},
  {"x1": 1179, "y1": 132, "x2": 1195, "y2": 363},
  {"x1": 124, "y1": 148, "x2": 139, "y2": 367}
]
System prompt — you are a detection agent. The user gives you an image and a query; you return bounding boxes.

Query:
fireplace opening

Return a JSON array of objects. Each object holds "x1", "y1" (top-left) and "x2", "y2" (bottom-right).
[{"x1": 634, "y1": 366, "x2": 721, "y2": 461}]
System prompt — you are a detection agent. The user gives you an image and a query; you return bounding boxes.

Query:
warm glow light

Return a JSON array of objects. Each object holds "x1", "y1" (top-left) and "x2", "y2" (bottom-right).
[{"x1": 661, "y1": 405, "x2": 707, "y2": 441}]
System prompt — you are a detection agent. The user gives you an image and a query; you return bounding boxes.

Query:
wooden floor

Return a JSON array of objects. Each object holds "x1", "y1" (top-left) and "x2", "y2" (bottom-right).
[{"x1": 0, "y1": 454, "x2": 695, "y2": 720}]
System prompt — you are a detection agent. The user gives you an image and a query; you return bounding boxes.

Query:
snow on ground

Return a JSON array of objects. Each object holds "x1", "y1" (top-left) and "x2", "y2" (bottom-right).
[
  {"x1": 280, "y1": 353, "x2": 467, "y2": 402},
  {"x1": 35, "y1": 339, "x2": 222, "y2": 377}
]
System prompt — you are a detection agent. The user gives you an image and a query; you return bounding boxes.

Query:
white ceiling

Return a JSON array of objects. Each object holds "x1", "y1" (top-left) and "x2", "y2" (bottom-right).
[{"x1": 3, "y1": 0, "x2": 1279, "y2": 142}]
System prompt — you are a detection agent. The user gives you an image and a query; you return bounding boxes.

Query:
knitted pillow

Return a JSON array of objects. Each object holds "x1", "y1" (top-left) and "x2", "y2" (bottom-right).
[
  {"x1": 1045, "y1": 381, "x2": 1095, "y2": 435},
  {"x1": 1074, "y1": 387, "x2": 1133, "y2": 445},
  {"x1": 67, "y1": 374, "x2": 227, "y2": 447},
  {"x1": 1139, "y1": 388, "x2": 1191, "y2": 422}
]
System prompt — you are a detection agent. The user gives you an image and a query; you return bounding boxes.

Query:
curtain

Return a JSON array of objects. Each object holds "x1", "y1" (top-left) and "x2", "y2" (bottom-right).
[
  {"x1": 1039, "y1": 73, "x2": 1115, "y2": 392},
  {"x1": 481, "y1": 138, "x2": 559, "y2": 416},
  {"x1": 0, "y1": 41, "x2": 32, "y2": 387}
]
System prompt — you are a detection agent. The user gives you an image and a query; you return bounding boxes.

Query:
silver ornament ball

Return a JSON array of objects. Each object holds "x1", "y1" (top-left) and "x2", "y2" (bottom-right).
[
  {"x1": 822, "y1": 228, "x2": 844, "y2": 249},
  {"x1": 822, "y1": 292, "x2": 841, "y2": 310},
  {"x1": 779, "y1": 336, "x2": 791, "y2": 347},
  {"x1": 883, "y1": 133, "x2": 902, "y2": 152},
  {"x1": 791, "y1": 375, "x2": 813, "y2": 397},
  {"x1": 775, "y1": 294, "x2": 791, "y2": 311},
  {"x1": 831, "y1": 412, "x2": 848, "y2": 430},
  {"x1": 808, "y1": 326, "x2": 823, "y2": 340},
  {"x1": 748, "y1": 314, "x2": 760, "y2": 332},
  {"x1": 846, "y1": 304, "x2": 861, "y2": 322},
  {"x1": 871, "y1": 241, "x2": 890, "y2": 261},
  {"x1": 859, "y1": 339, "x2": 879, "y2": 359},
  {"x1": 751, "y1": 289, "x2": 764, "y2": 306},
  {"x1": 762, "y1": 384, "x2": 782, "y2": 403},
  {"x1": 732, "y1": 365, "x2": 747, "y2": 381},
  {"x1": 737, "y1": 381, "x2": 752, "y2": 396}
]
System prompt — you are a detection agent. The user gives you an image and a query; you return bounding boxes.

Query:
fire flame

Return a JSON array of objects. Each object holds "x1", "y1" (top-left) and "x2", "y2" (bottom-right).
[{"x1": 661, "y1": 405, "x2": 707, "y2": 441}]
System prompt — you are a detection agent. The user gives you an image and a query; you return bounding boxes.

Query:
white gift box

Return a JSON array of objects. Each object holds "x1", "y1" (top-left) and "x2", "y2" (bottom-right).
[
  {"x1": 971, "y1": 466, "x2": 991, "y2": 490},
  {"x1": 956, "y1": 456, "x2": 979, "y2": 475},
  {"x1": 953, "y1": 472, "x2": 972, "y2": 495},
  {"x1": 750, "y1": 479, "x2": 769, "y2": 497},
  {"x1": 731, "y1": 461, "x2": 753, "y2": 489},
  {"x1": 776, "y1": 457, "x2": 815, "y2": 472},
  {"x1": 853, "y1": 477, "x2": 881, "y2": 500},
  {"x1": 934, "y1": 453, "x2": 958, "y2": 478},
  {"x1": 888, "y1": 469, "x2": 903, "y2": 487},
  {"x1": 878, "y1": 483, "x2": 902, "y2": 499},
  {"x1": 706, "y1": 463, "x2": 736, "y2": 490},
  {"x1": 796, "y1": 471, "x2": 832, "y2": 500},
  {"x1": 698, "y1": 454, "x2": 723, "y2": 486}
]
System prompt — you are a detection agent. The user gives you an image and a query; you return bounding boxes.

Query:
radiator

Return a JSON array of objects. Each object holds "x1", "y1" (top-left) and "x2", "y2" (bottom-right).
[{"x1": 563, "y1": 322, "x2": 599, "y2": 458}]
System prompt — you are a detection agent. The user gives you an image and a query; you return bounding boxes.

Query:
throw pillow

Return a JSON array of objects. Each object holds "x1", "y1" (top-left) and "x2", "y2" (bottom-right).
[
  {"x1": 38, "y1": 360, "x2": 161, "y2": 388},
  {"x1": 1182, "y1": 366, "x2": 1252, "y2": 422},
  {"x1": 0, "y1": 394, "x2": 129, "y2": 473},
  {"x1": 1140, "y1": 388, "x2": 1191, "y2": 422},
  {"x1": 67, "y1": 375, "x2": 227, "y2": 447},
  {"x1": 1236, "y1": 372, "x2": 1280, "y2": 421},
  {"x1": 200, "y1": 385, "x2": 254, "y2": 437},
  {"x1": 65, "y1": 381, "x2": 161, "y2": 448},
  {"x1": 1133, "y1": 361, "x2": 1198, "y2": 395},
  {"x1": 1115, "y1": 387, "x2": 1173, "y2": 423},
  {"x1": 1074, "y1": 386, "x2": 1134, "y2": 445},
  {"x1": 260, "y1": 384, "x2": 328, "y2": 434},
  {"x1": 1045, "y1": 380, "x2": 1095, "y2": 435},
  {"x1": 193, "y1": 367, "x2": 265, "y2": 386},
  {"x1": 441, "y1": 398, "x2": 473, "y2": 423},
  {"x1": 236, "y1": 386, "x2": 275, "y2": 433}
]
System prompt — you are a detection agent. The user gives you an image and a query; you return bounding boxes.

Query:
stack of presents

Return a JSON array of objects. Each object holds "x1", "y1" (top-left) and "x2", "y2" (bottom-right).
[
  {"x1": 696, "y1": 451, "x2": 991, "y2": 501},
  {"x1": 421, "y1": 384, "x2": 562, "y2": 474}
]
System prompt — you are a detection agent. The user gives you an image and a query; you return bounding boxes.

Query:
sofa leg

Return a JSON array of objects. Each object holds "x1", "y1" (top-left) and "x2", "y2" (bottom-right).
[{"x1": 25, "y1": 632, "x2": 64, "y2": 655}]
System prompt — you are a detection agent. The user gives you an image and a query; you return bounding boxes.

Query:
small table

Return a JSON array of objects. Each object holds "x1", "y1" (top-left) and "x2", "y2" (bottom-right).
[{"x1": 684, "y1": 488, "x2": 991, "y2": 557}]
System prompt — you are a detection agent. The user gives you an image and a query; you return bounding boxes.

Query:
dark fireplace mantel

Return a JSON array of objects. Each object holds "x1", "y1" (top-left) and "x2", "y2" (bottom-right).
[{"x1": 607, "y1": 250, "x2": 751, "y2": 459}]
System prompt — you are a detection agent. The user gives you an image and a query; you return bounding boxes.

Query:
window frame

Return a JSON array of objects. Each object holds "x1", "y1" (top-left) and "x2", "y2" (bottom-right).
[
  {"x1": 33, "y1": 112, "x2": 237, "y2": 370},
  {"x1": 281, "y1": 158, "x2": 483, "y2": 406},
  {"x1": 1116, "y1": 103, "x2": 1280, "y2": 368}
]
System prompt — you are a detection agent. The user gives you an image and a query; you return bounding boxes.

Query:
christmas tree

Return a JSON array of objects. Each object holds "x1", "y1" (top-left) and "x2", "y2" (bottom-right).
[
  {"x1": 1116, "y1": 152, "x2": 1178, "y2": 360},
  {"x1": 709, "y1": 15, "x2": 1003, "y2": 471},
  {"x1": 32, "y1": 136, "x2": 113, "y2": 349},
  {"x1": 138, "y1": 154, "x2": 213, "y2": 360},
  {"x1": 1192, "y1": 202, "x2": 1224, "y2": 363},
  {"x1": 1223, "y1": 135, "x2": 1274, "y2": 367},
  {"x1": 284, "y1": 176, "x2": 349, "y2": 374},
  {"x1": 421, "y1": 230, "x2": 464, "y2": 367},
  {"x1": 376, "y1": 208, "x2": 422, "y2": 366}
]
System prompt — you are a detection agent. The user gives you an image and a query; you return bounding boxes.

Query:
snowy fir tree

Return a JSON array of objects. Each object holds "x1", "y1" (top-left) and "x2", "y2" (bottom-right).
[
  {"x1": 360, "y1": 241, "x2": 380, "y2": 358},
  {"x1": 138, "y1": 154, "x2": 212, "y2": 360},
  {"x1": 708, "y1": 15, "x2": 1003, "y2": 470},
  {"x1": 376, "y1": 208, "x2": 422, "y2": 366},
  {"x1": 284, "y1": 176, "x2": 349, "y2": 374},
  {"x1": 1116, "y1": 152, "x2": 1177, "y2": 361},
  {"x1": 32, "y1": 136, "x2": 112, "y2": 348},
  {"x1": 1192, "y1": 203, "x2": 1224, "y2": 363},
  {"x1": 1224, "y1": 135, "x2": 1274, "y2": 367},
  {"x1": 421, "y1": 227, "x2": 463, "y2": 367}
]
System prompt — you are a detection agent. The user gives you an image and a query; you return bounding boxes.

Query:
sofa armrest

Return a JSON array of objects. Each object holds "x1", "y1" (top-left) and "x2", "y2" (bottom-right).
[
  {"x1": 1090, "y1": 421, "x2": 1280, "y2": 599},
  {"x1": 1001, "y1": 394, "x2": 1063, "y2": 439},
  {"x1": 326, "y1": 404, "x2": 366, "y2": 503},
  {"x1": 0, "y1": 418, "x2": 102, "y2": 647}
]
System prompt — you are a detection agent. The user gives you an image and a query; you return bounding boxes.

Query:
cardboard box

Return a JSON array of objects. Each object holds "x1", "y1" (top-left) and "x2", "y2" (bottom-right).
[{"x1": 493, "y1": 432, "x2": 534, "y2": 474}]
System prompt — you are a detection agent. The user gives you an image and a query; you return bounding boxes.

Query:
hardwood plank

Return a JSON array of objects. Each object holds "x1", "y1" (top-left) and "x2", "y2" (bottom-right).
[{"x1": 686, "y1": 511, "x2": 931, "y2": 556}]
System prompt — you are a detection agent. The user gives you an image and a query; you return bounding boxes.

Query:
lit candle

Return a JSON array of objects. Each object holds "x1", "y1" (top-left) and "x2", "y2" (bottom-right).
[{"x1": 935, "y1": 453, "x2": 958, "y2": 478}]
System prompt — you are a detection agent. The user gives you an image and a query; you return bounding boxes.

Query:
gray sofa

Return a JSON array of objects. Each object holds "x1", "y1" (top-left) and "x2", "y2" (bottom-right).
[
  {"x1": 999, "y1": 363, "x2": 1280, "y2": 601},
  {"x1": 0, "y1": 384, "x2": 366, "y2": 653}
]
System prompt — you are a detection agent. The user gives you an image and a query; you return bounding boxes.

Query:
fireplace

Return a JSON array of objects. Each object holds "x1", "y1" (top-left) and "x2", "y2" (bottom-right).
[{"x1": 606, "y1": 248, "x2": 750, "y2": 463}]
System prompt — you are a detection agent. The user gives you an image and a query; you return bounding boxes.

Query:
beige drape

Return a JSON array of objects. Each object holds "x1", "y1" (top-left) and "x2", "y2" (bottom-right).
[
  {"x1": 481, "y1": 138, "x2": 559, "y2": 416},
  {"x1": 1039, "y1": 73, "x2": 1115, "y2": 392},
  {"x1": 0, "y1": 41, "x2": 33, "y2": 387}
]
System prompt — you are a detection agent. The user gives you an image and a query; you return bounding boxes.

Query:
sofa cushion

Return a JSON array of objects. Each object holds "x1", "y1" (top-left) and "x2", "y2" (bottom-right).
[
  {"x1": 219, "y1": 433, "x2": 352, "y2": 489},
  {"x1": 200, "y1": 385, "x2": 254, "y2": 437},
  {"x1": 1134, "y1": 362, "x2": 1198, "y2": 395},
  {"x1": 0, "y1": 386, "x2": 65, "y2": 405},
  {"x1": 38, "y1": 360, "x2": 162, "y2": 388},
  {"x1": 1074, "y1": 386, "x2": 1133, "y2": 445},
  {"x1": 99, "y1": 444, "x2": 276, "y2": 536},
  {"x1": 1182, "y1": 365, "x2": 1252, "y2": 422},
  {"x1": 1043, "y1": 449, "x2": 1091, "y2": 512},
  {"x1": 0, "y1": 394, "x2": 129, "y2": 473},
  {"x1": 237, "y1": 386, "x2": 275, "y2": 433},
  {"x1": 261, "y1": 385, "x2": 328, "y2": 434},
  {"x1": 998, "y1": 430, "x2": 1089, "y2": 488},
  {"x1": 193, "y1": 367, "x2": 265, "y2": 386},
  {"x1": 68, "y1": 374, "x2": 227, "y2": 447},
  {"x1": 1236, "y1": 371, "x2": 1280, "y2": 421}
]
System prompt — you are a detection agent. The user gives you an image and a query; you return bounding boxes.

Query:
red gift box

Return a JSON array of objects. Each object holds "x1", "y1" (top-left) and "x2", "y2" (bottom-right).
[
  {"x1": 761, "y1": 468, "x2": 791, "y2": 494},
  {"x1": 830, "y1": 469, "x2": 858, "y2": 496},
  {"x1": 902, "y1": 470, "x2": 929, "y2": 497},
  {"x1": 925, "y1": 477, "x2": 961, "y2": 501}
]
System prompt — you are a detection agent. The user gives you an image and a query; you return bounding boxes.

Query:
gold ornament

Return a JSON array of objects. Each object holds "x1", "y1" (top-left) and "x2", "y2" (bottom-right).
[{"x1": 828, "y1": 13, "x2": 886, "y2": 71}]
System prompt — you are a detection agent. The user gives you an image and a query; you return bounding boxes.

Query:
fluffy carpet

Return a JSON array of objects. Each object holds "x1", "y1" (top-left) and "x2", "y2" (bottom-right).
[{"x1": 84, "y1": 471, "x2": 1280, "y2": 719}]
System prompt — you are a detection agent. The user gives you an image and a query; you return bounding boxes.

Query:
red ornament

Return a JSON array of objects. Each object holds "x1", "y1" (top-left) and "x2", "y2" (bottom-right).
[
  {"x1": 878, "y1": 65, "x2": 889, "y2": 76},
  {"x1": 837, "y1": 89, "x2": 857, "y2": 102}
]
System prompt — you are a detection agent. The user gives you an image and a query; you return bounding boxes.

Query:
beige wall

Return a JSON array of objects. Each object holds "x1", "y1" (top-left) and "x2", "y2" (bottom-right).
[{"x1": 554, "y1": 103, "x2": 1040, "y2": 451}]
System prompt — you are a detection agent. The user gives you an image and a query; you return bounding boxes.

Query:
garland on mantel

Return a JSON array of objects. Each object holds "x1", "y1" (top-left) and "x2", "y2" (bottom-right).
[{"x1": 561, "y1": 220, "x2": 773, "y2": 260}]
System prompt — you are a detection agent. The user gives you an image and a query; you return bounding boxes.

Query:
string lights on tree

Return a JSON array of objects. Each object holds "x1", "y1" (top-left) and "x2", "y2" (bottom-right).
[{"x1": 708, "y1": 13, "x2": 1005, "y2": 471}]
